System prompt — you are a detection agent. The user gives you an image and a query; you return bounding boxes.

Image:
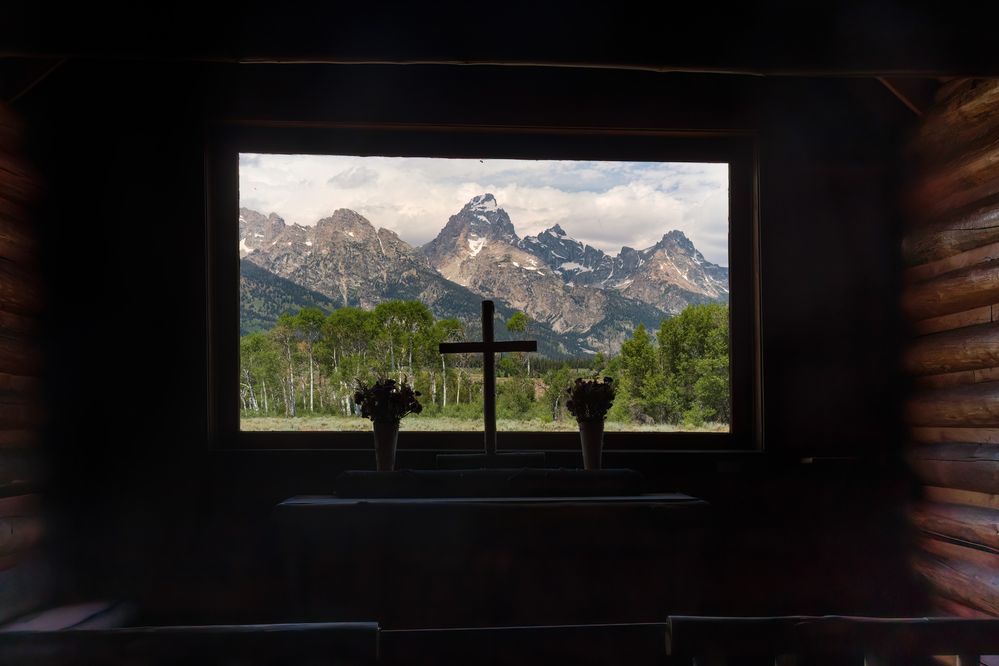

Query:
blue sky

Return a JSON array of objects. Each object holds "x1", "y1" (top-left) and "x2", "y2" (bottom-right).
[{"x1": 239, "y1": 154, "x2": 729, "y2": 266}]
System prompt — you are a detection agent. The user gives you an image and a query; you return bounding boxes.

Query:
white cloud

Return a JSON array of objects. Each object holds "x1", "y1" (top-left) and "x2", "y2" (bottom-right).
[{"x1": 239, "y1": 154, "x2": 729, "y2": 266}]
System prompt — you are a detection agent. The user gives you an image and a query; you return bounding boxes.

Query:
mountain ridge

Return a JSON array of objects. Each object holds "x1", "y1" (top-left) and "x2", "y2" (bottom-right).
[{"x1": 239, "y1": 194, "x2": 728, "y2": 355}]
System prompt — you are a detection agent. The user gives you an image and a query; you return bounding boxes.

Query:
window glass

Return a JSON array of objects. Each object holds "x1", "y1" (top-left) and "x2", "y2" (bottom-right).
[{"x1": 238, "y1": 154, "x2": 730, "y2": 433}]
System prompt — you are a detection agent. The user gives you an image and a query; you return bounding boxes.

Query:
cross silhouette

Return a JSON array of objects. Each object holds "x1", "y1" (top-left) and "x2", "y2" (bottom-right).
[{"x1": 439, "y1": 300, "x2": 537, "y2": 455}]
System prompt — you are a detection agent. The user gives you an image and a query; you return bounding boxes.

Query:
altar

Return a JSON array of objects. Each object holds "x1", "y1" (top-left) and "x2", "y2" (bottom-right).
[{"x1": 274, "y1": 490, "x2": 710, "y2": 628}]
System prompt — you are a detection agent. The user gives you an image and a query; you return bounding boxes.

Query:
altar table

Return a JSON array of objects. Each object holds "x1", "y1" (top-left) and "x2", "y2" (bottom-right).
[{"x1": 275, "y1": 493, "x2": 710, "y2": 629}]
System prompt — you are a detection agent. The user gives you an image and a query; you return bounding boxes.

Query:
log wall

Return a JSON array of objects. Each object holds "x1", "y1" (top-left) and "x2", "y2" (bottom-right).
[
  {"x1": 0, "y1": 103, "x2": 50, "y2": 622},
  {"x1": 904, "y1": 79, "x2": 999, "y2": 620}
]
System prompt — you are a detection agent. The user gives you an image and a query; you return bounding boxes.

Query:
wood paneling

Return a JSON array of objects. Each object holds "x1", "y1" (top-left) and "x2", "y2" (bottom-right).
[
  {"x1": 0, "y1": 103, "x2": 48, "y2": 624},
  {"x1": 908, "y1": 443, "x2": 999, "y2": 494},
  {"x1": 906, "y1": 382, "x2": 999, "y2": 427},
  {"x1": 902, "y1": 260, "x2": 999, "y2": 321},
  {"x1": 905, "y1": 78, "x2": 999, "y2": 621},
  {"x1": 905, "y1": 322, "x2": 999, "y2": 376}
]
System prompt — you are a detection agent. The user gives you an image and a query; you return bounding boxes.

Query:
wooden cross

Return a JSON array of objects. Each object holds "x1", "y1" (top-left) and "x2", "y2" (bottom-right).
[{"x1": 439, "y1": 300, "x2": 537, "y2": 456}]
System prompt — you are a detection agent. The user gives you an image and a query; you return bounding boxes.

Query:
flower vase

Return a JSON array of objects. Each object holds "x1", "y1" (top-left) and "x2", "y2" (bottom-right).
[
  {"x1": 373, "y1": 420, "x2": 399, "y2": 471},
  {"x1": 578, "y1": 419, "x2": 604, "y2": 471}
]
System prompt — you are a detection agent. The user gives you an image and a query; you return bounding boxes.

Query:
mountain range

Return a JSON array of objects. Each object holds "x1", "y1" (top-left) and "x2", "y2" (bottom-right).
[{"x1": 239, "y1": 193, "x2": 728, "y2": 356}]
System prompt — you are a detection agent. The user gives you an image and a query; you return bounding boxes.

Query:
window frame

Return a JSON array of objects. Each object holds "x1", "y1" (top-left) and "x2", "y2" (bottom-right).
[{"x1": 208, "y1": 123, "x2": 760, "y2": 452}]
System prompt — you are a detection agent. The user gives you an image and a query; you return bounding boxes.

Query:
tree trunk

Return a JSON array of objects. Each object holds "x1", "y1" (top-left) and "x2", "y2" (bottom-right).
[
  {"x1": 308, "y1": 346, "x2": 314, "y2": 413},
  {"x1": 441, "y1": 355, "x2": 447, "y2": 408},
  {"x1": 243, "y1": 369, "x2": 259, "y2": 411},
  {"x1": 262, "y1": 379, "x2": 269, "y2": 413}
]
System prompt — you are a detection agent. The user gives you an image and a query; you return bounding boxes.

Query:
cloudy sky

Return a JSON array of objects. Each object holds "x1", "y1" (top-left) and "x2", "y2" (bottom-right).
[{"x1": 239, "y1": 153, "x2": 729, "y2": 266}]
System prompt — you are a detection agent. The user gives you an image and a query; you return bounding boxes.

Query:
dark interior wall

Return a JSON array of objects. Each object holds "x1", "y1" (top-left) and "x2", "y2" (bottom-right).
[{"x1": 14, "y1": 61, "x2": 921, "y2": 621}]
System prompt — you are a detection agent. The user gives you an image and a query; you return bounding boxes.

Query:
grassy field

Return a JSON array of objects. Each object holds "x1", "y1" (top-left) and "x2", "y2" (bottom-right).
[{"x1": 240, "y1": 415, "x2": 728, "y2": 433}]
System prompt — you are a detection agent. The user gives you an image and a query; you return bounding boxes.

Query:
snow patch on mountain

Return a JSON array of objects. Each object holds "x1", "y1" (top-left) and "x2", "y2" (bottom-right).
[{"x1": 467, "y1": 235, "x2": 486, "y2": 257}]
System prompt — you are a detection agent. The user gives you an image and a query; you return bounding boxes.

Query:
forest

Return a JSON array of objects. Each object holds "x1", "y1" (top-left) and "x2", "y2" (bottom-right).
[{"x1": 239, "y1": 301, "x2": 730, "y2": 431}]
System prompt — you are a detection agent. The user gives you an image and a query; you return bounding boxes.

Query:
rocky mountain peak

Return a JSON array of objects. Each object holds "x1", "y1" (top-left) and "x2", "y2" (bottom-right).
[
  {"x1": 314, "y1": 208, "x2": 378, "y2": 244},
  {"x1": 454, "y1": 193, "x2": 517, "y2": 241},
  {"x1": 655, "y1": 229, "x2": 696, "y2": 254},
  {"x1": 545, "y1": 224, "x2": 568, "y2": 237},
  {"x1": 466, "y1": 193, "x2": 498, "y2": 212}
]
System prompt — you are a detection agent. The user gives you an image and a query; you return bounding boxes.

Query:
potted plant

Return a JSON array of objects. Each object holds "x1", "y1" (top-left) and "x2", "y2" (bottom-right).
[
  {"x1": 354, "y1": 377, "x2": 423, "y2": 471},
  {"x1": 566, "y1": 376, "x2": 615, "y2": 470}
]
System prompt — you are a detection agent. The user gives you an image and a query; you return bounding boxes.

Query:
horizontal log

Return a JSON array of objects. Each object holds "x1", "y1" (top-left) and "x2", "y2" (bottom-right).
[
  {"x1": 0, "y1": 449, "x2": 41, "y2": 488},
  {"x1": 913, "y1": 548, "x2": 999, "y2": 616},
  {"x1": 913, "y1": 79, "x2": 999, "y2": 163},
  {"x1": 910, "y1": 139, "x2": 999, "y2": 222},
  {"x1": 922, "y1": 535, "x2": 999, "y2": 572},
  {"x1": 0, "y1": 623, "x2": 379, "y2": 666},
  {"x1": 906, "y1": 381, "x2": 999, "y2": 427},
  {"x1": 904, "y1": 193, "x2": 999, "y2": 266},
  {"x1": 909, "y1": 442, "x2": 999, "y2": 493},
  {"x1": 0, "y1": 156, "x2": 39, "y2": 205},
  {"x1": 911, "y1": 427, "x2": 999, "y2": 444},
  {"x1": 0, "y1": 309, "x2": 37, "y2": 338},
  {"x1": 665, "y1": 615, "x2": 999, "y2": 658},
  {"x1": 0, "y1": 515, "x2": 44, "y2": 558},
  {"x1": 924, "y1": 486, "x2": 999, "y2": 511},
  {"x1": 0, "y1": 373, "x2": 40, "y2": 395},
  {"x1": 914, "y1": 366, "x2": 999, "y2": 390},
  {"x1": 0, "y1": 401, "x2": 44, "y2": 429},
  {"x1": 0, "y1": 430, "x2": 39, "y2": 449},
  {"x1": 905, "y1": 321, "x2": 999, "y2": 375},
  {"x1": 930, "y1": 594, "x2": 993, "y2": 619},
  {"x1": 0, "y1": 260, "x2": 43, "y2": 316},
  {"x1": 0, "y1": 334, "x2": 41, "y2": 376},
  {"x1": 908, "y1": 243, "x2": 999, "y2": 289},
  {"x1": 904, "y1": 260, "x2": 999, "y2": 321},
  {"x1": 912, "y1": 501, "x2": 999, "y2": 551},
  {"x1": 0, "y1": 494, "x2": 39, "y2": 518},
  {"x1": 913, "y1": 306, "x2": 993, "y2": 336}
]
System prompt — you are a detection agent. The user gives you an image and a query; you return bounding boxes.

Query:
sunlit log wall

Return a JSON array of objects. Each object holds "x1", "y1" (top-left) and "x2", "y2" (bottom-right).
[
  {"x1": 903, "y1": 79, "x2": 999, "y2": 619},
  {"x1": 0, "y1": 102, "x2": 50, "y2": 622}
]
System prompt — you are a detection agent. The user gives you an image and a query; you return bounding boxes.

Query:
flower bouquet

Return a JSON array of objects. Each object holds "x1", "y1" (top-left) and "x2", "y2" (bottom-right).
[
  {"x1": 566, "y1": 376, "x2": 615, "y2": 470},
  {"x1": 354, "y1": 377, "x2": 422, "y2": 471}
]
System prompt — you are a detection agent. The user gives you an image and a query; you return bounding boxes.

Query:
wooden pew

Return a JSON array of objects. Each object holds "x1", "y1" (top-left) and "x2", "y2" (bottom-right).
[
  {"x1": 0, "y1": 621, "x2": 379, "y2": 665},
  {"x1": 666, "y1": 615, "x2": 999, "y2": 665},
  {"x1": 379, "y1": 623, "x2": 668, "y2": 666}
]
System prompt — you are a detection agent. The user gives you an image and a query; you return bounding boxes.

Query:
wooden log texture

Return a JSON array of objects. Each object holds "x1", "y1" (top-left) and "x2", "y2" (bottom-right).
[
  {"x1": 665, "y1": 615, "x2": 999, "y2": 658},
  {"x1": 905, "y1": 321, "x2": 999, "y2": 375},
  {"x1": 0, "y1": 622, "x2": 380, "y2": 666},
  {"x1": 903, "y1": 260, "x2": 999, "y2": 321},
  {"x1": 924, "y1": 486, "x2": 999, "y2": 511},
  {"x1": 904, "y1": 192, "x2": 999, "y2": 267},
  {"x1": 930, "y1": 594, "x2": 993, "y2": 619},
  {"x1": 0, "y1": 261, "x2": 43, "y2": 316},
  {"x1": 907, "y1": 239, "x2": 999, "y2": 284},
  {"x1": 912, "y1": 501, "x2": 999, "y2": 551},
  {"x1": 906, "y1": 382, "x2": 999, "y2": 427},
  {"x1": 912, "y1": 79, "x2": 999, "y2": 165},
  {"x1": 912, "y1": 427, "x2": 999, "y2": 445},
  {"x1": 909, "y1": 443, "x2": 999, "y2": 494},
  {"x1": 910, "y1": 137, "x2": 999, "y2": 223},
  {"x1": 913, "y1": 554, "x2": 999, "y2": 618},
  {"x1": 913, "y1": 305, "x2": 996, "y2": 336},
  {"x1": 914, "y1": 366, "x2": 999, "y2": 390},
  {"x1": 0, "y1": 449, "x2": 41, "y2": 492}
]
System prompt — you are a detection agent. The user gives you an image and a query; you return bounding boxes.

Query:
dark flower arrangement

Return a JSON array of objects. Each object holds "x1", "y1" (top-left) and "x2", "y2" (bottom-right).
[
  {"x1": 565, "y1": 376, "x2": 615, "y2": 423},
  {"x1": 353, "y1": 377, "x2": 423, "y2": 424}
]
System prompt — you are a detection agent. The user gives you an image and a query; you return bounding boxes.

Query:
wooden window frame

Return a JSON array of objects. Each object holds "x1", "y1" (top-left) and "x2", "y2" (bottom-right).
[{"x1": 207, "y1": 123, "x2": 761, "y2": 452}]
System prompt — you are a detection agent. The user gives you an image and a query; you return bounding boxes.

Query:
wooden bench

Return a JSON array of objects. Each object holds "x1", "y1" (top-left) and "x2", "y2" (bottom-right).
[
  {"x1": 666, "y1": 615, "x2": 999, "y2": 666},
  {"x1": 0, "y1": 621, "x2": 379, "y2": 665}
]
